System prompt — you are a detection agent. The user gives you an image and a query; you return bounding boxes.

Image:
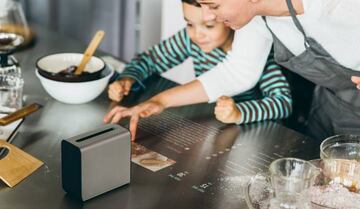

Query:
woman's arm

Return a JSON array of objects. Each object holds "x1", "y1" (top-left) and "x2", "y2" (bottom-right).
[
  {"x1": 151, "y1": 79, "x2": 209, "y2": 108},
  {"x1": 103, "y1": 80, "x2": 209, "y2": 141},
  {"x1": 197, "y1": 16, "x2": 273, "y2": 102}
]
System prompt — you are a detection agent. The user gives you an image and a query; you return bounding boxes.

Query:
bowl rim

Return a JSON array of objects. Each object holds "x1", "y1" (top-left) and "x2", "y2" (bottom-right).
[
  {"x1": 35, "y1": 67, "x2": 114, "y2": 84},
  {"x1": 320, "y1": 134, "x2": 360, "y2": 159},
  {"x1": 35, "y1": 52, "x2": 106, "y2": 83}
]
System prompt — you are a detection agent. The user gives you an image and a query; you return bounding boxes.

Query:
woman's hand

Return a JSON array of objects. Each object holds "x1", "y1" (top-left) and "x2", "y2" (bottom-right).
[
  {"x1": 108, "y1": 77, "x2": 135, "y2": 102},
  {"x1": 214, "y1": 96, "x2": 241, "y2": 124},
  {"x1": 103, "y1": 100, "x2": 165, "y2": 141},
  {"x1": 104, "y1": 79, "x2": 210, "y2": 140},
  {"x1": 351, "y1": 76, "x2": 360, "y2": 89}
]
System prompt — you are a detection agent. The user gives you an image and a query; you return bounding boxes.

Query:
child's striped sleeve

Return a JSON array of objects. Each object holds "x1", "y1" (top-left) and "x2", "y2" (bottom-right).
[
  {"x1": 116, "y1": 29, "x2": 191, "y2": 88},
  {"x1": 235, "y1": 59, "x2": 293, "y2": 124}
]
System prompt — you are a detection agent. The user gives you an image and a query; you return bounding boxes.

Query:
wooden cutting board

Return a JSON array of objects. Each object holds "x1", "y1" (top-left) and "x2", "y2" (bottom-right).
[{"x1": 0, "y1": 140, "x2": 43, "y2": 187}]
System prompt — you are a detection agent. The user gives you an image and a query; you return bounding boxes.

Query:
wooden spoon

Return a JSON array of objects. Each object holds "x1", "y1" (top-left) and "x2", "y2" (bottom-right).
[
  {"x1": 74, "y1": 30, "x2": 105, "y2": 75},
  {"x1": 0, "y1": 103, "x2": 42, "y2": 126}
]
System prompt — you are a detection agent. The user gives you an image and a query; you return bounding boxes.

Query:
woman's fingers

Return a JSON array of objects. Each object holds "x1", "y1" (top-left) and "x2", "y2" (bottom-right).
[
  {"x1": 103, "y1": 106, "x2": 126, "y2": 123},
  {"x1": 351, "y1": 76, "x2": 360, "y2": 89},
  {"x1": 129, "y1": 114, "x2": 139, "y2": 141},
  {"x1": 104, "y1": 99, "x2": 166, "y2": 141},
  {"x1": 139, "y1": 110, "x2": 151, "y2": 118},
  {"x1": 110, "y1": 112, "x2": 124, "y2": 124}
]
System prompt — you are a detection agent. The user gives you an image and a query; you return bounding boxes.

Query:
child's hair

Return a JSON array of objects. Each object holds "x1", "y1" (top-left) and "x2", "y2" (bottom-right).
[{"x1": 181, "y1": 0, "x2": 201, "y2": 7}]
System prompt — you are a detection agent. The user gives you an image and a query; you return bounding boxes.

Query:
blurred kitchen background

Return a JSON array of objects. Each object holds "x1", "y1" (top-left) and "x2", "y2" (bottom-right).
[{"x1": 18, "y1": 0, "x2": 194, "y2": 83}]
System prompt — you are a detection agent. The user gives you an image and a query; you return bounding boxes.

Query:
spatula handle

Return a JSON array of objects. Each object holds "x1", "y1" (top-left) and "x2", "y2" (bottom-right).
[
  {"x1": 0, "y1": 103, "x2": 42, "y2": 126},
  {"x1": 75, "y1": 30, "x2": 105, "y2": 75}
]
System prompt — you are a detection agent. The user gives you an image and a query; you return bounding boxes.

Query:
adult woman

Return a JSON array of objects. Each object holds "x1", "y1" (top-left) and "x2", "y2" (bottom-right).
[
  {"x1": 106, "y1": 0, "x2": 360, "y2": 141},
  {"x1": 195, "y1": 0, "x2": 360, "y2": 140}
]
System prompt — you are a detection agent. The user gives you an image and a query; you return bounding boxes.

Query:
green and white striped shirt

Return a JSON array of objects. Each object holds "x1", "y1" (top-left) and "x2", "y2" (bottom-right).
[{"x1": 117, "y1": 28, "x2": 292, "y2": 124}]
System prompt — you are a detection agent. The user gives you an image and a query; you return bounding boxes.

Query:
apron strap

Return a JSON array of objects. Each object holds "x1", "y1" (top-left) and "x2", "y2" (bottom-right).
[
  {"x1": 261, "y1": 16, "x2": 275, "y2": 36},
  {"x1": 262, "y1": 15, "x2": 309, "y2": 50},
  {"x1": 286, "y1": 0, "x2": 309, "y2": 48}
]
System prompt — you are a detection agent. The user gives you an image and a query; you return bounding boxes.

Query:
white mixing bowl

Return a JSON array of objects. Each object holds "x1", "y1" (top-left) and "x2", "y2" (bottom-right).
[{"x1": 36, "y1": 68, "x2": 113, "y2": 104}]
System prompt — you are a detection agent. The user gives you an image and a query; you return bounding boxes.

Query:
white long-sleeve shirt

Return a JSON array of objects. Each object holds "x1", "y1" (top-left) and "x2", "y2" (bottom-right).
[{"x1": 197, "y1": 0, "x2": 360, "y2": 102}]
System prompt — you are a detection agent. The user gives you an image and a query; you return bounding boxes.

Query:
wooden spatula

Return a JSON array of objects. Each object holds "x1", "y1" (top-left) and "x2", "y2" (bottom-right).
[
  {"x1": 0, "y1": 103, "x2": 42, "y2": 126},
  {"x1": 0, "y1": 140, "x2": 43, "y2": 187},
  {"x1": 75, "y1": 30, "x2": 105, "y2": 75}
]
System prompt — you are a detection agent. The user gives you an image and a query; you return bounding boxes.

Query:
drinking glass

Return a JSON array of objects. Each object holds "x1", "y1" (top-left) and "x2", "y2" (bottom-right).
[
  {"x1": 269, "y1": 158, "x2": 321, "y2": 195},
  {"x1": 269, "y1": 192, "x2": 311, "y2": 209},
  {"x1": 320, "y1": 134, "x2": 360, "y2": 160},
  {"x1": 245, "y1": 158, "x2": 320, "y2": 209},
  {"x1": 0, "y1": 55, "x2": 21, "y2": 76},
  {"x1": 320, "y1": 134, "x2": 360, "y2": 192},
  {"x1": 0, "y1": 74, "x2": 23, "y2": 113}
]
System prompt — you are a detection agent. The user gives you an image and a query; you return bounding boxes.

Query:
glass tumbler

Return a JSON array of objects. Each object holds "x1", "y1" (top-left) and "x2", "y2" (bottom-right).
[
  {"x1": 0, "y1": 74, "x2": 23, "y2": 113},
  {"x1": 269, "y1": 158, "x2": 321, "y2": 196},
  {"x1": 320, "y1": 134, "x2": 360, "y2": 192}
]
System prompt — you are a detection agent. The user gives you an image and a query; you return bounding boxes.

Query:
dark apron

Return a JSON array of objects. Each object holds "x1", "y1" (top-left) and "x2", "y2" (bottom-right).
[{"x1": 263, "y1": 0, "x2": 360, "y2": 141}]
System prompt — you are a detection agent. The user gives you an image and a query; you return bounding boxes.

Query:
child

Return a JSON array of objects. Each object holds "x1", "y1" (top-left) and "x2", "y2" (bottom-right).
[
  {"x1": 108, "y1": 0, "x2": 233, "y2": 102},
  {"x1": 104, "y1": 0, "x2": 292, "y2": 140}
]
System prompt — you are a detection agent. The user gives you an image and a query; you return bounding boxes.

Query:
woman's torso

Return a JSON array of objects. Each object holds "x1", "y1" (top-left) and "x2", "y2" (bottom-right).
[{"x1": 266, "y1": 0, "x2": 360, "y2": 71}]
